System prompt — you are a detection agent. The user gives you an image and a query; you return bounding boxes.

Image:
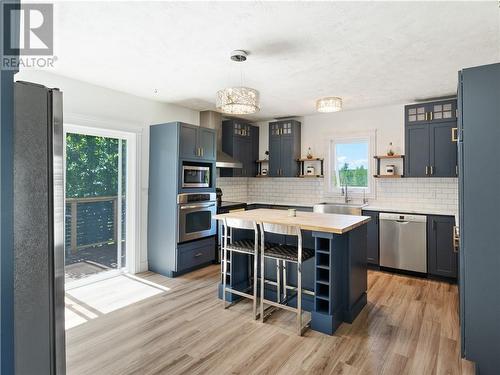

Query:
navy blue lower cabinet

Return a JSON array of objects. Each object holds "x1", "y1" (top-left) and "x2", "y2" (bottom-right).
[
  {"x1": 175, "y1": 237, "x2": 215, "y2": 276},
  {"x1": 363, "y1": 210, "x2": 379, "y2": 266},
  {"x1": 427, "y1": 215, "x2": 457, "y2": 279}
]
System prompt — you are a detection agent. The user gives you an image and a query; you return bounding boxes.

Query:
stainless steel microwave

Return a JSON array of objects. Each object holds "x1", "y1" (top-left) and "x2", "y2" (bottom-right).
[{"x1": 182, "y1": 165, "x2": 210, "y2": 188}]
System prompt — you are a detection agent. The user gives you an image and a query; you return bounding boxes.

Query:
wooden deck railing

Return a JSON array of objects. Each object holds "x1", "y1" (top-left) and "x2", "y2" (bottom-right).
[{"x1": 65, "y1": 196, "x2": 125, "y2": 253}]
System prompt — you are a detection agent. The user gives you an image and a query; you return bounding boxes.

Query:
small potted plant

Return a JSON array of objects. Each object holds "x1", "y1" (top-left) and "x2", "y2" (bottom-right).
[{"x1": 387, "y1": 142, "x2": 395, "y2": 156}]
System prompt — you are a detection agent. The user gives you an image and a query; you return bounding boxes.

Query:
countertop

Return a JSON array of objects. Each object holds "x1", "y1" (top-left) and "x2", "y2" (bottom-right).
[
  {"x1": 218, "y1": 201, "x2": 247, "y2": 209},
  {"x1": 244, "y1": 200, "x2": 457, "y2": 218},
  {"x1": 214, "y1": 208, "x2": 370, "y2": 234},
  {"x1": 362, "y1": 204, "x2": 457, "y2": 219}
]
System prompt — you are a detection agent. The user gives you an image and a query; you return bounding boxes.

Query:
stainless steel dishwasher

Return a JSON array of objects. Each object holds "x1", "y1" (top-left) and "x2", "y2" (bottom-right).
[{"x1": 379, "y1": 213, "x2": 427, "y2": 273}]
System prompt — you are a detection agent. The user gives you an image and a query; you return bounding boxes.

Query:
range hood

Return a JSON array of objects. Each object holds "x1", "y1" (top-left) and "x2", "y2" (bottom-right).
[{"x1": 199, "y1": 110, "x2": 243, "y2": 169}]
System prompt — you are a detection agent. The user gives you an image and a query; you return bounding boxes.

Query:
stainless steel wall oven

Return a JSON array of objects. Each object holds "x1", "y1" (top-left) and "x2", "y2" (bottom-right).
[{"x1": 177, "y1": 193, "x2": 216, "y2": 243}]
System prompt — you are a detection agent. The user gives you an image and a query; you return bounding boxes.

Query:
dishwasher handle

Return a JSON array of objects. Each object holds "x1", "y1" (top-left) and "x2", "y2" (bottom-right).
[{"x1": 379, "y1": 212, "x2": 427, "y2": 223}]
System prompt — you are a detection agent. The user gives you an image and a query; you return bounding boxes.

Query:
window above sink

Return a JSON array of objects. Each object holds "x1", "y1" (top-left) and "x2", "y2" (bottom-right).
[{"x1": 325, "y1": 130, "x2": 376, "y2": 198}]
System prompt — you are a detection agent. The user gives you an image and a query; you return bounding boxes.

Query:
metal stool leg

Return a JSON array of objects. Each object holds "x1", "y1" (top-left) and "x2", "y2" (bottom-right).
[
  {"x1": 252, "y1": 230, "x2": 259, "y2": 319},
  {"x1": 297, "y1": 241, "x2": 303, "y2": 335},
  {"x1": 222, "y1": 225, "x2": 228, "y2": 309},
  {"x1": 283, "y1": 262, "x2": 287, "y2": 300},
  {"x1": 276, "y1": 260, "x2": 281, "y2": 303},
  {"x1": 260, "y1": 231, "x2": 265, "y2": 323}
]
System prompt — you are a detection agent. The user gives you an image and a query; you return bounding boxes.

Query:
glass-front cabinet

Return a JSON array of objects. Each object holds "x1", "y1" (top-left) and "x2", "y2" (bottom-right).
[{"x1": 405, "y1": 100, "x2": 457, "y2": 125}]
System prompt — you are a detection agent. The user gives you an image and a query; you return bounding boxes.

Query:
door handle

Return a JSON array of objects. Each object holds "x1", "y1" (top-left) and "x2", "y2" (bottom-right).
[
  {"x1": 180, "y1": 203, "x2": 216, "y2": 210},
  {"x1": 430, "y1": 166, "x2": 434, "y2": 175},
  {"x1": 452, "y1": 127, "x2": 458, "y2": 142},
  {"x1": 194, "y1": 252, "x2": 204, "y2": 258},
  {"x1": 425, "y1": 166, "x2": 429, "y2": 175},
  {"x1": 429, "y1": 112, "x2": 433, "y2": 121},
  {"x1": 201, "y1": 148, "x2": 204, "y2": 157}
]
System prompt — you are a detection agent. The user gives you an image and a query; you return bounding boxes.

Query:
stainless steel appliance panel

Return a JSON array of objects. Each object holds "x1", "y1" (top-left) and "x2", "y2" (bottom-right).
[
  {"x1": 182, "y1": 165, "x2": 210, "y2": 188},
  {"x1": 379, "y1": 213, "x2": 427, "y2": 273},
  {"x1": 13, "y1": 81, "x2": 66, "y2": 374},
  {"x1": 177, "y1": 193, "x2": 216, "y2": 243}
]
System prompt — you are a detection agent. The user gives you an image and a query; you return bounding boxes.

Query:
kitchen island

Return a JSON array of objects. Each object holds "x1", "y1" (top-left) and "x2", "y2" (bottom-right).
[{"x1": 214, "y1": 208, "x2": 370, "y2": 335}]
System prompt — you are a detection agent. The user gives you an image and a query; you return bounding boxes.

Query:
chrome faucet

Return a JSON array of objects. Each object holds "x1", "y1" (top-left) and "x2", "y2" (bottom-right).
[{"x1": 342, "y1": 181, "x2": 351, "y2": 204}]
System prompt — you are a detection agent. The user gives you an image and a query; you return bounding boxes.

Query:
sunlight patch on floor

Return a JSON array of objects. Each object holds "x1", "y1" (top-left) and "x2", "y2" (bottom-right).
[{"x1": 65, "y1": 274, "x2": 169, "y2": 330}]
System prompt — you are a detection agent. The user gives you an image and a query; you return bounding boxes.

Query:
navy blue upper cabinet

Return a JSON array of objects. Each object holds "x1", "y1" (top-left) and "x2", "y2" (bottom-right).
[
  {"x1": 198, "y1": 127, "x2": 216, "y2": 160},
  {"x1": 179, "y1": 123, "x2": 216, "y2": 160},
  {"x1": 268, "y1": 120, "x2": 301, "y2": 177},
  {"x1": 430, "y1": 121, "x2": 458, "y2": 177},
  {"x1": 405, "y1": 100, "x2": 457, "y2": 177},
  {"x1": 179, "y1": 123, "x2": 199, "y2": 159},
  {"x1": 220, "y1": 120, "x2": 259, "y2": 177},
  {"x1": 427, "y1": 215, "x2": 457, "y2": 278},
  {"x1": 406, "y1": 124, "x2": 430, "y2": 177}
]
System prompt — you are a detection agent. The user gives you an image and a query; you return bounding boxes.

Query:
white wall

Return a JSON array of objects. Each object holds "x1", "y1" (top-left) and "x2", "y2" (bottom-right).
[
  {"x1": 15, "y1": 70, "x2": 200, "y2": 273},
  {"x1": 228, "y1": 104, "x2": 458, "y2": 213},
  {"x1": 256, "y1": 104, "x2": 404, "y2": 161}
]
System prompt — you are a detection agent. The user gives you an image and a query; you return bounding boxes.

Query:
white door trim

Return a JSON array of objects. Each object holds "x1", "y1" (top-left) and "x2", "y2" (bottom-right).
[{"x1": 63, "y1": 121, "x2": 141, "y2": 289}]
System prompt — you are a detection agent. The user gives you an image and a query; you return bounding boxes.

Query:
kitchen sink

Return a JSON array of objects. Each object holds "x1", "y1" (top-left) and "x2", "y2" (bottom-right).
[{"x1": 313, "y1": 202, "x2": 367, "y2": 216}]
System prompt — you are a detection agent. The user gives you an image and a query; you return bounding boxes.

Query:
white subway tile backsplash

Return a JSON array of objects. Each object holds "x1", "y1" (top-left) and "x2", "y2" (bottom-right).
[{"x1": 217, "y1": 176, "x2": 458, "y2": 214}]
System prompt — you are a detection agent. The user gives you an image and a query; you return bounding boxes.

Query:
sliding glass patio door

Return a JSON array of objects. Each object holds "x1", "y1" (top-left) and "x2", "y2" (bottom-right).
[{"x1": 64, "y1": 126, "x2": 134, "y2": 287}]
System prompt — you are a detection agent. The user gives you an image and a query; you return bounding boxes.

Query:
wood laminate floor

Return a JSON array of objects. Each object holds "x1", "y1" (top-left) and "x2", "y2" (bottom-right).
[{"x1": 65, "y1": 265, "x2": 475, "y2": 375}]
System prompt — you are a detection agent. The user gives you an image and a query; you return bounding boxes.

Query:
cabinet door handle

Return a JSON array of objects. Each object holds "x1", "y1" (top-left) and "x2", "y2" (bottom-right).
[
  {"x1": 452, "y1": 127, "x2": 458, "y2": 142},
  {"x1": 201, "y1": 147, "x2": 204, "y2": 157},
  {"x1": 456, "y1": 165, "x2": 458, "y2": 176},
  {"x1": 425, "y1": 112, "x2": 429, "y2": 121},
  {"x1": 430, "y1": 166, "x2": 434, "y2": 175},
  {"x1": 429, "y1": 112, "x2": 433, "y2": 121},
  {"x1": 194, "y1": 252, "x2": 203, "y2": 258},
  {"x1": 425, "y1": 166, "x2": 429, "y2": 175}
]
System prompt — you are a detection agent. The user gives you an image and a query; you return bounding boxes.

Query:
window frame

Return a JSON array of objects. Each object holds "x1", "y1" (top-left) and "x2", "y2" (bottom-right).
[{"x1": 325, "y1": 130, "x2": 376, "y2": 198}]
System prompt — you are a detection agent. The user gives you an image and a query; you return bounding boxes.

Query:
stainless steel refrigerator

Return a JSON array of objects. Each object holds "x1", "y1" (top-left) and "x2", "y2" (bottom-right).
[{"x1": 13, "y1": 81, "x2": 66, "y2": 374}]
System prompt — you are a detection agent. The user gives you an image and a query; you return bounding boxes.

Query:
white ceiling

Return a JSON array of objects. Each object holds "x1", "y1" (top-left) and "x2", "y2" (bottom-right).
[{"x1": 45, "y1": 1, "x2": 499, "y2": 120}]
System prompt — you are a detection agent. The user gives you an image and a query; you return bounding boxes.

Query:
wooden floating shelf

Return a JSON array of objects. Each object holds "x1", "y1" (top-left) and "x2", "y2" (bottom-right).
[
  {"x1": 373, "y1": 155, "x2": 405, "y2": 159},
  {"x1": 297, "y1": 157, "x2": 324, "y2": 162},
  {"x1": 298, "y1": 174, "x2": 324, "y2": 178},
  {"x1": 373, "y1": 174, "x2": 403, "y2": 178}
]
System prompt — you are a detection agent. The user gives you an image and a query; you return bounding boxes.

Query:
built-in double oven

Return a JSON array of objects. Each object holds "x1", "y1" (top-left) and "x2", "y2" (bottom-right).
[{"x1": 177, "y1": 193, "x2": 217, "y2": 243}]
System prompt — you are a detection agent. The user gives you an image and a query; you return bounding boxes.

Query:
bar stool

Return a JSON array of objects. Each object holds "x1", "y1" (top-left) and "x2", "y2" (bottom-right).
[
  {"x1": 222, "y1": 217, "x2": 259, "y2": 319},
  {"x1": 259, "y1": 222, "x2": 315, "y2": 335}
]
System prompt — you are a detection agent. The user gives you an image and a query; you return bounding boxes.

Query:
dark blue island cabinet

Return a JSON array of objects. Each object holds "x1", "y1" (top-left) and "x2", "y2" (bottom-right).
[{"x1": 217, "y1": 212, "x2": 369, "y2": 336}]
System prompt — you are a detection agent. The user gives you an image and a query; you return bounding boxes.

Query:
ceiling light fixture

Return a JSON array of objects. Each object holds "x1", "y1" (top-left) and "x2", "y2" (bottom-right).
[
  {"x1": 216, "y1": 50, "x2": 260, "y2": 115},
  {"x1": 316, "y1": 97, "x2": 343, "y2": 113}
]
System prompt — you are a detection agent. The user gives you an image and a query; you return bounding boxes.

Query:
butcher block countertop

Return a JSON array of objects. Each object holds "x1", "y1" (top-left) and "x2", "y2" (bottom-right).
[{"x1": 214, "y1": 208, "x2": 370, "y2": 234}]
